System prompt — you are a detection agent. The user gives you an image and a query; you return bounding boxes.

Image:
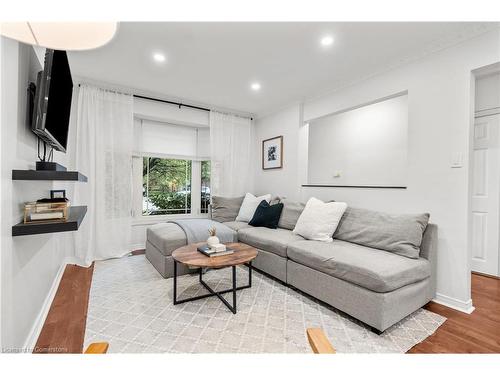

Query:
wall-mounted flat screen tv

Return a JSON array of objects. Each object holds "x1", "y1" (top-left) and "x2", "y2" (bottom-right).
[{"x1": 32, "y1": 49, "x2": 73, "y2": 153}]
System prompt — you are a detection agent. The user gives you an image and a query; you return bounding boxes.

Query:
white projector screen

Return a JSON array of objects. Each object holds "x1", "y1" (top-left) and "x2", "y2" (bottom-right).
[{"x1": 307, "y1": 94, "x2": 408, "y2": 187}]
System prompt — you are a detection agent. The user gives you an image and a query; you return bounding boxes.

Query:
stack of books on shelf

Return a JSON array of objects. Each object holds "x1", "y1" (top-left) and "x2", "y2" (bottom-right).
[
  {"x1": 197, "y1": 243, "x2": 234, "y2": 257},
  {"x1": 24, "y1": 199, "x2": 70, "y2": 224}
]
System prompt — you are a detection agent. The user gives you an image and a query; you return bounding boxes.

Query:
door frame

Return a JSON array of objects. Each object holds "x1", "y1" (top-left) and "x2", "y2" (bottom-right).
[{"x1": 467, "y1": 65, "x2": 500, "y2": 287}]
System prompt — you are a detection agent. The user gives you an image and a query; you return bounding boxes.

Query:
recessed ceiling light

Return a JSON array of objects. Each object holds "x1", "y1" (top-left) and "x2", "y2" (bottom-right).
[
  {"x1": 251, "y1": 82, "x2": 261, "y2": 91},
  {"x1": 153, "y1": 52, "x2": 166, "y2": 63},
  {"x1": 320, "y1": 35, "x2": 334, "y2": 47}
]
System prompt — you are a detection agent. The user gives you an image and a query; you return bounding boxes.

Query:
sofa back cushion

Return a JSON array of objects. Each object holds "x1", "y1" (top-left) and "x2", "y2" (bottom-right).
[
  {"x1": 211, "y1": 196, "x2": 244, "y2": 223},
  {"x1": 278, "y1": 199, "x2": 305, "y2": 230},
  {"x1": 333, "y1": 207, "x2": 430, "y2": 259}
]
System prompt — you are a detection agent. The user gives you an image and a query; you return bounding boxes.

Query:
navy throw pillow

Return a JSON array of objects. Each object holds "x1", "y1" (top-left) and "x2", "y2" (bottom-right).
[{"x1": 249, "y1": 200, "x2": 284, "y2": 229}]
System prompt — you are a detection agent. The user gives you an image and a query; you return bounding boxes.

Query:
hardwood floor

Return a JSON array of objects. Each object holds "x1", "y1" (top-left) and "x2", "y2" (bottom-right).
[
  {"x1": 34, "y1": 260, "x2": 500, "y2": 353},
  {"x1": 409, "y1": 273, "x2": 500, "y2": 353},
  {"x1": 34, "y1": 263, "x2": 94, "y2": 353}
]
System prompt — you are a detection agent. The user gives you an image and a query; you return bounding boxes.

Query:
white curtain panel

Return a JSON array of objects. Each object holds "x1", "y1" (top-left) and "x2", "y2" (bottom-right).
[
  {"x1": 73, "y1": 84, "x2": 134, "y2": 265},
  {"x1": 209, "y1": 111, "x2": 252, "y2": 197}
]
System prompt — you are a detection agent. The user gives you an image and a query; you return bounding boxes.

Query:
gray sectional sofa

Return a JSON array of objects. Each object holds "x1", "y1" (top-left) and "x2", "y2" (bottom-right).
[{"x1": 146, "y1": 196, "x2": 437, "y2": 333}]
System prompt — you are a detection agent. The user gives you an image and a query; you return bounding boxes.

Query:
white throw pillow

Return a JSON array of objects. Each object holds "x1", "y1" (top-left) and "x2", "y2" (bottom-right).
[
  {"x1": 236, "y1": 193, "x2": 272, "y2": 222},
  {"x1": 293, "y1": 197, "x2": 347, "y2": 242}
]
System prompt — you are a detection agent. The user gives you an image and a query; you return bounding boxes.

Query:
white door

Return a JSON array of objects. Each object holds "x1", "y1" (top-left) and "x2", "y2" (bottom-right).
[{"x1": 471, "y1": 114, "x2": 500, "y2": 276}]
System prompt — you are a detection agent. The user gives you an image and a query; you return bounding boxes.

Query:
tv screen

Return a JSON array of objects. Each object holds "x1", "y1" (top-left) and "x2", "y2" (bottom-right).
[{"x1": 32, "y1": 49, "x2": 73, "y2": 153}]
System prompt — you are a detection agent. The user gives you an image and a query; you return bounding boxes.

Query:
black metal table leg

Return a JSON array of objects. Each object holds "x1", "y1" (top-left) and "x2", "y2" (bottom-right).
[
  {"x1": 172, "y1": 262, "x2": 253, "y2": 314},
  {"x1": 173, "y1": 260, "x2": 178, "y2": 304},
  {"x1": 248, "y1": 261, "x2": 252, "y2": 287},
  {"x1": 232, "y1": 266, "x2": 237, "y2": 312}
]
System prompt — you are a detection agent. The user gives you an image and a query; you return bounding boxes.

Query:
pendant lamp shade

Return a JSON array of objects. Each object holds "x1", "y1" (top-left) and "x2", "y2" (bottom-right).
[{"x1": 0, "y1": 22, "x2": 118, "y2": 50}]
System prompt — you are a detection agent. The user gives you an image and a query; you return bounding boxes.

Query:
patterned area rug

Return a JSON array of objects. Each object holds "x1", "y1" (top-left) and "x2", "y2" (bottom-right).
[{"x1": 84, "y1": 255, "x2": 445, "y2": 353}]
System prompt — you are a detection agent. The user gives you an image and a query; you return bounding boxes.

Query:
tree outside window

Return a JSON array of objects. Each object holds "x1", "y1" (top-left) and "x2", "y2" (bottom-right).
[
  {"x1": 143, "y1": 157, "x2": 192, "y2": 215},
  {"x1": 142, "y1": 157, "x2": 211, "y2": 215}
]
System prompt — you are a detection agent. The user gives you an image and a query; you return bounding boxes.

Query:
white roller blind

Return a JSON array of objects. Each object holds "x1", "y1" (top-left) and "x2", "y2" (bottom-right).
[
  {"x1": 136, "y1": 118, "x2": 210, "y2": 160},
  {"x1": 197, "y1": 128, "x2": 210, "y2": 159}
]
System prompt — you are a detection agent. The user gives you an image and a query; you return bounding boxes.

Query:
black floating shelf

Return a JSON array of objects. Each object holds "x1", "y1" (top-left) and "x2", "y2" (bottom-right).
[
  {"x1": 12, "y1": 206, "x2": 87, "y2": 237},
  {"x1": 12, "y1": 169, "x2": 88, "y2": 182}
]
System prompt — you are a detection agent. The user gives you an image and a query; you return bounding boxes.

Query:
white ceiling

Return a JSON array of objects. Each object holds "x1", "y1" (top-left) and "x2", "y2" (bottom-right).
[{"x1": 67, "y1": 22, "x2": 497, "y2": 116}]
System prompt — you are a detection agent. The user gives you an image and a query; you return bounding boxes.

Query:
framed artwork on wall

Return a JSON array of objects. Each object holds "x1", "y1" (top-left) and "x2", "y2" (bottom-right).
[
  {"x1": 50, "y1": 189, "x2": 66, "y2": 199},
  {"x1": 262, "y1": 135, "x2": 283, "y2": 170}
]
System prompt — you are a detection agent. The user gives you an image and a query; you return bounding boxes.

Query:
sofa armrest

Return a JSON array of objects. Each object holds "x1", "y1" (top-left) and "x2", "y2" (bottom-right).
[
  {"x1": 420, "y1": 223, "x2": 438, "y2": 299},
  {"x1": 420, "y1": 223, "x2": 437, "y2": 261}
]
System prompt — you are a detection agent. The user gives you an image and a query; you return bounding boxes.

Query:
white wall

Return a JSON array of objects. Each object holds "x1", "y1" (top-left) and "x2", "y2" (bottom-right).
[
  {"x1": 0, "y1": 38, "x2": 76, "y2": 351},
  {"x1": 307, "y1": 94, "x2": 408, "y2": 187},
  {"x1": 253, "y1": 28, "x2": 500, "y2": 313},
  {"x1": 253, "y1": 105, "x2": 303, "y2": 200},
  {"x1": 475, "y1": 71, "x2": 500, "y2": 112}
]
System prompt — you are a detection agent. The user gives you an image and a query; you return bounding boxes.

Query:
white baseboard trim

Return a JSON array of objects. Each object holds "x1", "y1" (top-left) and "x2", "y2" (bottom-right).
[
  {"x1": 433, "y1": 293, "x2": 475, "y2": 314},
  {"x1": 130, "y1": 243, "x2": 146, "y2": 252},
  {"x1": 64, "y1": 256, "x2": 91, "y2": 268},
  {"x1": 23, "y1": 258, "x2": 71, "y2": 351}
]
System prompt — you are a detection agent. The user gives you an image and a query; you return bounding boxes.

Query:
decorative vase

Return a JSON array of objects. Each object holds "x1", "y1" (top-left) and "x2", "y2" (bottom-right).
[
  {"x1": 207, "y1": 235, "x2": 220, "y2": 248},
  {"x1": 207, "y1": 226, "x2": 219, "y2": 248}
]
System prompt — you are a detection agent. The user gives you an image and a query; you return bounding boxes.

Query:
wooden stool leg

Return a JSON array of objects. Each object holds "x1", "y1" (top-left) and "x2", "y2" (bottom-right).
[
  {"x1": 306, "y1": 328, "x2": 336, "y2": 354},
  {"x1": 84, "y1": 342, "x2": 109, "y2": 354}
]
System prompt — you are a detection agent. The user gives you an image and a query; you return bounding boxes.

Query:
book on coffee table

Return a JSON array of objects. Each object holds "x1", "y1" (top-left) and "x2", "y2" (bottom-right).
[{"x1": 197, "y1": 245, "x2": 234, "y2": 257}]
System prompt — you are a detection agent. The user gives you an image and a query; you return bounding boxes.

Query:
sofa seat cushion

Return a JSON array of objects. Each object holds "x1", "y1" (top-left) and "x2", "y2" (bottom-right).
[
  {"x1": 287, "y1": 239, "x2": 430, "y2": 292},
  {"x1": 146, "y1": 223, "x2": 187, "y2": 256},
  {"x1": 222, "y1": 221, "x2": 253, "y2": 232},
  {"x1": 237, "y1": 227, "x2": 303, "y2": 257}
]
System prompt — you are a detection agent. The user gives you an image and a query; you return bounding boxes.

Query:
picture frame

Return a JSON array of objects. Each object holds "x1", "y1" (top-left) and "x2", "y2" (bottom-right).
[
  {"x1": 50, "y1": 189, "x2": 66, "y2": 199},
  {"x1": 262, "y1": 135, "x2": 283, "y2": 170}
]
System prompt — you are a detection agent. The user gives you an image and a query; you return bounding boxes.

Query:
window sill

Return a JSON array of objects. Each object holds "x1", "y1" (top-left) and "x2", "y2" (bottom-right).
[{"x1": 132, "y1": 213, "x2": 209, "y2": 226}]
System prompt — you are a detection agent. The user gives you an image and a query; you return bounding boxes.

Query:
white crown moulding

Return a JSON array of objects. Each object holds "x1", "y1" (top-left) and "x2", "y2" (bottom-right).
[{"x1": 0, "y1": 22, "x2": 118, "y2": 51}]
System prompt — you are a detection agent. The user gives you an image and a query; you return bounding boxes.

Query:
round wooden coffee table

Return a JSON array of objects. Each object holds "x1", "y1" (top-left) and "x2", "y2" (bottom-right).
[{"x1": 171, "y1": 242, "x2": 258, "y2": 314}]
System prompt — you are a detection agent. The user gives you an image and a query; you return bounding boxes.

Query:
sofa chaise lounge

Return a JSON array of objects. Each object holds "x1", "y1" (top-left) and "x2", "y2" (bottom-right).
[{"x1": 145, "y1": 196, "x2": 436, "y2": 333}]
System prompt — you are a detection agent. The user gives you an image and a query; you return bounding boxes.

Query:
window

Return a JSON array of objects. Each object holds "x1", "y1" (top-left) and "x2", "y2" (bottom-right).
[
  {"x1": 201, "y1": 160, "x2": 211, "y2": 214},
  {"x1": 143, "y1": 157, "x2": 192, "y2": 215},
  {"x1": 135, "y1": 118, "x2": 211, "y2": 217}
]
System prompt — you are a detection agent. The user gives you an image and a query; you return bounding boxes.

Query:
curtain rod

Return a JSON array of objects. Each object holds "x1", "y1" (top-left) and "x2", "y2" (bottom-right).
[
  {"x1": 134, "y1": 94, "x2": 254, "y2": 121},
  {"x1": 78, "y1": 84, "x2": 253, "y2": 120},
  {"x1": 133, "y1": 94, "x2": 210, "y2": 112}
]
